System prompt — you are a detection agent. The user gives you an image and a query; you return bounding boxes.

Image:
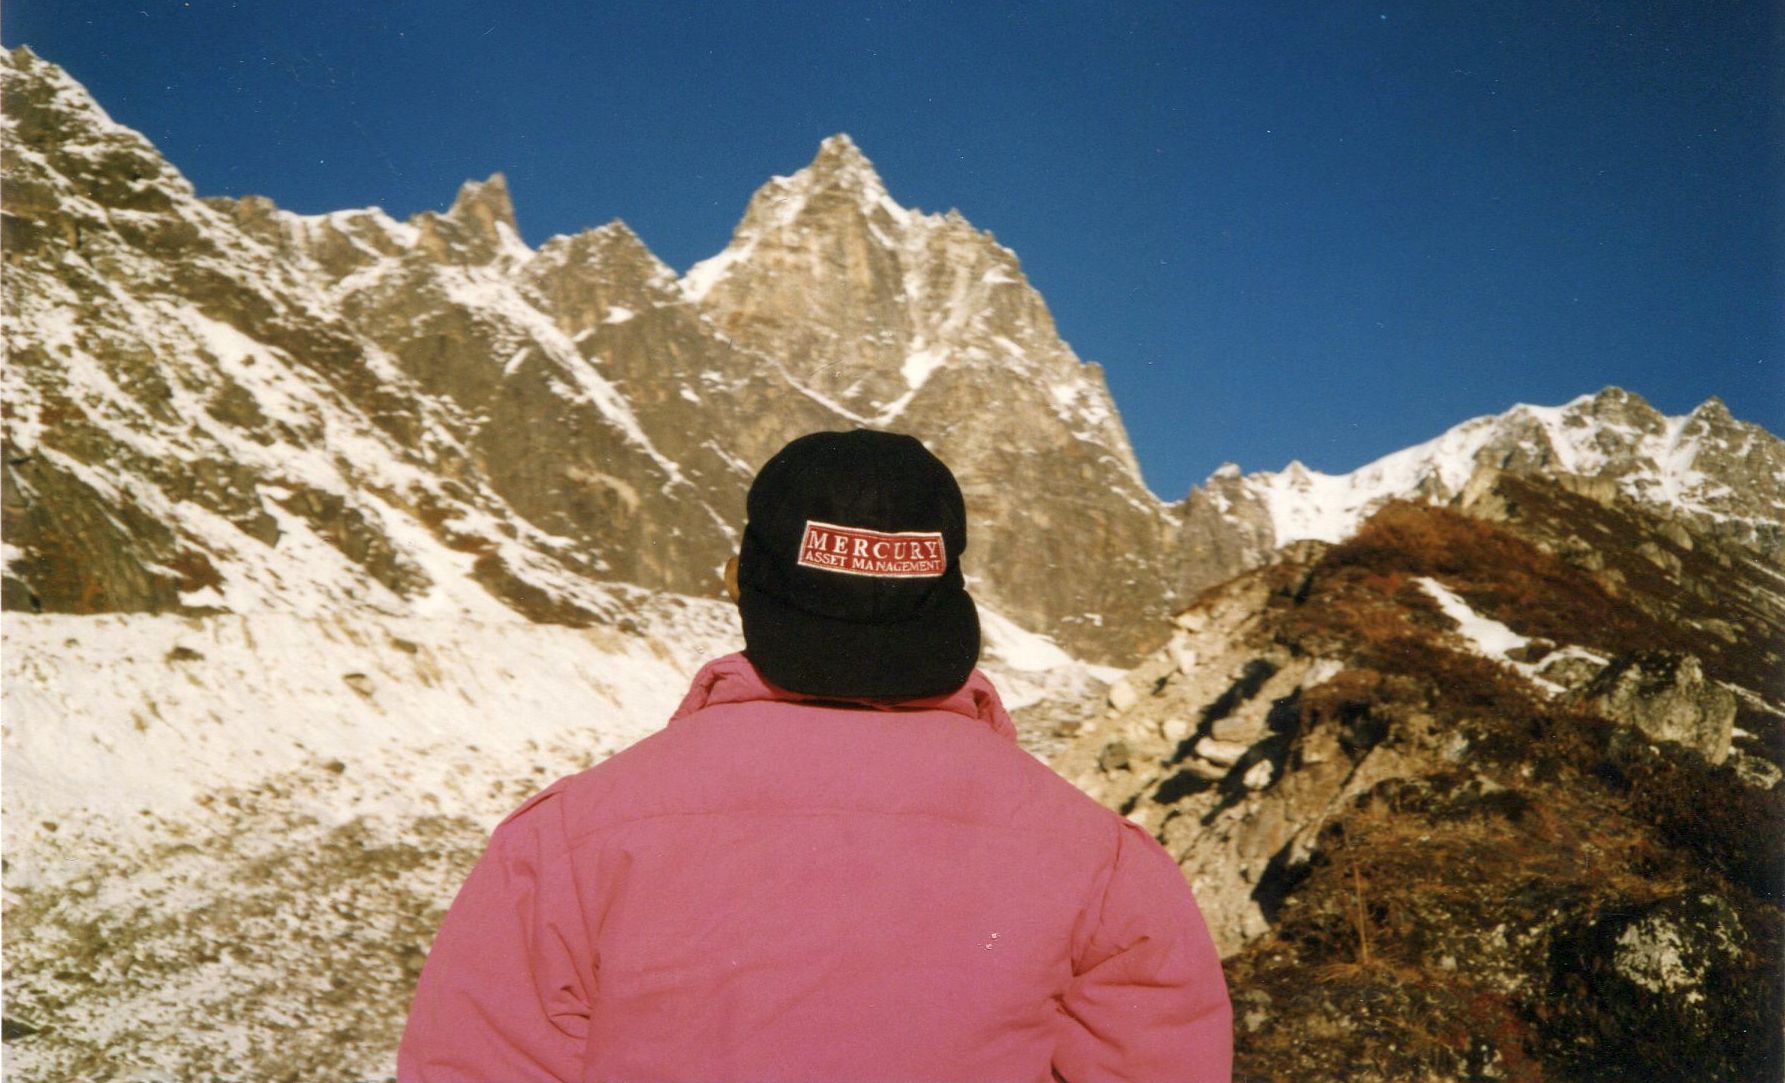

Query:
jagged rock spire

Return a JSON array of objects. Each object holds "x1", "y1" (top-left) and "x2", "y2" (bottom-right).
[
  {"x1": 447, "y1": 173, "x2": 519, "y2": 236},
  {"x1": 410, "y1": 172, "x2": 527, "y2": 265}
]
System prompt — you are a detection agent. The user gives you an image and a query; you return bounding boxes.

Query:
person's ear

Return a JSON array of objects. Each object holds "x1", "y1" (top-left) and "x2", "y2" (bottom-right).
[{"x1": 723, "y1": 555, "x2": 740, "y2": 603}]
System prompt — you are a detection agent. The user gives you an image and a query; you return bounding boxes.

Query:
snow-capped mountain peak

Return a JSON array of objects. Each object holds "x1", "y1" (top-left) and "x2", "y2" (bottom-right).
[
  {"x1": 409, "y1": 172, "x2": 531, "y2": 266},
  {"x1": 1199, "y1": 387, "x2": 1783, "y2": 552}
]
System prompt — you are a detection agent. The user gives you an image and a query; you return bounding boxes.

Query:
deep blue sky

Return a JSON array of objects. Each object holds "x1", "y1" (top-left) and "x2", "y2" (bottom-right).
[{"x1": 8, "y1": 1, "x2": 1780, "y2": 498}]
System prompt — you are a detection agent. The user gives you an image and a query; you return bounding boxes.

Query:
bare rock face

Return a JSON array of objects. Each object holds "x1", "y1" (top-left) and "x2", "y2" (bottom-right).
[
  {"x1": 520, "y1": 221, "x2": 677, "y2": 340},
  {"x1": 423, "y1": 174, "x2": 523, "y2": 265},
  {"x1": 1052, "y1": 551, "x2": 1406, "y2": 956},
  {"x1": 1567, "y1": 652, "x2": 1736, "y2": 764},
  {"x1": 1174, "y1": 464, "x2": 1277, "y2": 600}
]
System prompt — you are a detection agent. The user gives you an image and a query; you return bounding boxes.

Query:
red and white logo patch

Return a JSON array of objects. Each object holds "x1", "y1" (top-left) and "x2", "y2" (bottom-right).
[{"x1": 797, "y1": 520, "x2": 947, "y2": 578}]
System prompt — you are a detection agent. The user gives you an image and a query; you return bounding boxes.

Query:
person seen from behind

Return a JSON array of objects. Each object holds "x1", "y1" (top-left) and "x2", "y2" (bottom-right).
[{"x1": 398, "y1": 428, "x2": 1233, "y2": 1081}]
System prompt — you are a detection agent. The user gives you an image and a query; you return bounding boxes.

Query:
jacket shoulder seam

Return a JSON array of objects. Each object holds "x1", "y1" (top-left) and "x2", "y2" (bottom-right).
[{"x1": 560, "y1": 804, "x2": 1106, "y2": 848}]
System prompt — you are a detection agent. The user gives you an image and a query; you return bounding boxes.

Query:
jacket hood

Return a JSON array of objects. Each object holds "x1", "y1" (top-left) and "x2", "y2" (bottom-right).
[{"x1": 669, "y1": 652, "x2": 1017, "y2": 743}]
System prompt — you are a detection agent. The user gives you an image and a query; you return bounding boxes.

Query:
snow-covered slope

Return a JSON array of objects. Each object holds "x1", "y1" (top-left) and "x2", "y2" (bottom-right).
[
  {"x1": 2, "y1": 599, "x2": 738, "y2": 1079},
  {"x1": 2, "y1": 595, "x2": 1106, "y2": 853},
  {"x1": 1252, "y1": 391, "x2": 1780, "y2": 545},
  {"x1": 0, "y1": 590, "x2": 1112, "y2": 1080},
  {"x1": 1, "y1": 604, "x2": 732, "y2": 847}
]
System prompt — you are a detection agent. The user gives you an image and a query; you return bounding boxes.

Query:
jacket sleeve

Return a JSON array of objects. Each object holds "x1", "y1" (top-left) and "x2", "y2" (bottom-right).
[
  {"x1": 1055, "y1": 821, "x2": 1233, "y2": 1083},
  {"x1": 397, "y1": 787, "x2": 593, "y2": 1082}
]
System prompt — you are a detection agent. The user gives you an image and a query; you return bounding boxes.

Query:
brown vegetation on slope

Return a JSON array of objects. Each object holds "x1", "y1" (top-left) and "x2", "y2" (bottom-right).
[{"x1": 1218, "y1": 503, "x2": 1784, "y2": 1082}]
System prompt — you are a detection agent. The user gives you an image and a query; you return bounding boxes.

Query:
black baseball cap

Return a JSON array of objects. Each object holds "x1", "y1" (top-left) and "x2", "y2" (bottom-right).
[{"x1": 737, "y1": 430, "x2": 980, "y2": 699}]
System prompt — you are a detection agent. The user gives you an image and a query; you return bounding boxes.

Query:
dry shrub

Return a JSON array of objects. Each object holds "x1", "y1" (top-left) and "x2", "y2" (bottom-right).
[
  {"x1": 1314, "y1": 502, "x2": 1658, "y2": 654},
  {"x1": 1231, "y1": 789, "x2": 1568, "y2": 1083},
  {"x1": 1595, "y1": 728, "x2": 1785, "y2": 903},
  {"x1": 1237, "y1": 499, "x2": 1784, "y2": 1083}
]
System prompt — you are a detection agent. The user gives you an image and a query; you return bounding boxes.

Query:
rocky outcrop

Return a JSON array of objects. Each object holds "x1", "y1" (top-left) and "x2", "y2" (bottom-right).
[
  {"x1": 1546, "y1": 892, "x2": 1773, "y2": 1082},
  {"x1": 1173, "y1": 464, "x2": 1278, "y2": 600},
  {"x1": 1567, "y1": 652, "x2": 1736, "y2": 764},
  {"x1": 1054, "y1": 557, "x2": 1375, "y2": 954}
]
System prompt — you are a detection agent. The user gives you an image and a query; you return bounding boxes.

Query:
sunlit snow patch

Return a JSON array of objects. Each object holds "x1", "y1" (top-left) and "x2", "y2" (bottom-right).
[
  {"x1": 1415, "y1": 577, "x2": 1616, "y2": 696},
  {"x1": 1417, "y1": 577, "x2": 1533, "y2": 658},
  {"x1": 976, "y1": 604, "x2": 1124, "y2": 716}
]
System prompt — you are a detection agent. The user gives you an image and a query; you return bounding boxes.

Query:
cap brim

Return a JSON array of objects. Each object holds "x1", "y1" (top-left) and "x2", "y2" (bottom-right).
[{"x1": 738, "y1": 580, "x2": 980, "y2": 700}]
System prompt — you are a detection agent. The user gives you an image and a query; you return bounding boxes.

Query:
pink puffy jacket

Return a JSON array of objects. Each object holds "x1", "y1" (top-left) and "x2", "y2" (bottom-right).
[{"x1": 398, "y1": 653, "x2": 1231, "y2": 1082}]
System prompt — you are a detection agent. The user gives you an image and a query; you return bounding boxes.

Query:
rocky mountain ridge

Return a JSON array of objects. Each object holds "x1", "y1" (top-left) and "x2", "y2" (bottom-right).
[
  {"x1": 1058, "y1": 468, "x2": 1785, "y2": 1080},
  {"x1": 0, "y1": 45, "x2": 1174, "y2": 660},
  {"x1": 5, "y1": 44, "x2": 1781, "y2": 668},
  {"x1": 1177, "y1": 387, "x2": 1785, "y2": 596}
]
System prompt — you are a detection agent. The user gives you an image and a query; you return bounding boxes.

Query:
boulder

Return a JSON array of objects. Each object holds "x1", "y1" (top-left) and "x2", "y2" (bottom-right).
[
  {"x1": 1545, "y1": 892, "x2": 1769, "y2": 1083},
  {"x1": 1566, "y1": 652, "x2": 1735, "y2": 764}
]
